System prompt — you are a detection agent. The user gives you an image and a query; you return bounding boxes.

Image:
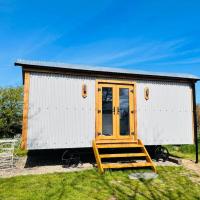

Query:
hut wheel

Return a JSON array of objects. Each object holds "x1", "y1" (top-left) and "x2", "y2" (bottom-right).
[
  {"x1": 155, "y1": 146, "x2": 169, "y2": 162},
  {"x1": 62, "y1": 150, "x2": 81, "y2": 167}
]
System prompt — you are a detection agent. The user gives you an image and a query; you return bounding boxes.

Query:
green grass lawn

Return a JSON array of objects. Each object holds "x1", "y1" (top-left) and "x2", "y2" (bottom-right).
[{"x1": 0, "y1": 167, "x2": 200, "y2": 200}]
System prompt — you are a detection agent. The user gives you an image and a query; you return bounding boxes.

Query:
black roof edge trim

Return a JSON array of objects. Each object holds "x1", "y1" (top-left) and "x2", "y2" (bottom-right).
[{"x1": 15, "y1": 62, "x2": 200, "y2": 82}]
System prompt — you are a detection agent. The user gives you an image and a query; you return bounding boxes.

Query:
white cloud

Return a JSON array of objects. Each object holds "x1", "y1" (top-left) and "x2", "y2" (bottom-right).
[{"x1": 54, "y1": 37, "x2": 195, "y2": 67}]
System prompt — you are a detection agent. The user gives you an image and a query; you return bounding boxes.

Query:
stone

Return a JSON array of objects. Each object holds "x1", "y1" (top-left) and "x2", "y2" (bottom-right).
[{"x1": 128, "y1": 172, "x2": 158, "y2": 180}]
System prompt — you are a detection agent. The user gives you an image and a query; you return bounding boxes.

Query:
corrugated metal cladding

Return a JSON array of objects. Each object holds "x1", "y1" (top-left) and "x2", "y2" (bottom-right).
[
  {"x1": 27, "y1": 72, "x2": 194, "y2": 149},
  {"x1": 136, "y1": 81, "x2": 193, "y2": 145},
  {"x1": 28, "y1": 72, "x2": 96, "y2": 149}
]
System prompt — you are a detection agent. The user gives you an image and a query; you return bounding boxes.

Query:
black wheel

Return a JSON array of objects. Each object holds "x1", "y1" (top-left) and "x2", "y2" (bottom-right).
[
  {"x1": 62, "y1": 150, "x2": 81, "y2": 168},
  {"x1": 70, "y1": 153, "x2": 81, "y2": 167},
  {"x1": 155, "y1": 146, "x2": 169, "y2": 162}
]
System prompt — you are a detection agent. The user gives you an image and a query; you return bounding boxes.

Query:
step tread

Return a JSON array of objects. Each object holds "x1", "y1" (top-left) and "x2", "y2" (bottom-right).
[
  {"x1": 96, "y1": 144, "x2": 143, "y2": 148},
  {"x1": 102, "y1": 162, "x2": 153, "y2": 169},
  {"x1": 96, "y1": 140, "x2": 138, "y2": 144},
  {"x1": 100, "y1": 153, "x2": 147, "y2": 158}
]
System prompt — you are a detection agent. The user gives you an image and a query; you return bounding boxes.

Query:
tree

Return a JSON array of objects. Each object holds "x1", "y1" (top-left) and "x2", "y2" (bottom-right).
[
  {"x1": 197, "y1": 104, "x2": 200, "y2": 129},
  {"x1": 0, "y1": 86, "x2": 23, "y2": 138}
]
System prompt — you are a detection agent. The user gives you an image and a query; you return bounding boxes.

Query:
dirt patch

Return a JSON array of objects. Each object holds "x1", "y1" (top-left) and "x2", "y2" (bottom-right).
[
  {"x1": 0, "y1": 156, "x2": 93, "y2": 178},
  {"x1": 182, "y1": 159, "x2": 200, "y2": 184},
  {"x1": 155, "y1": 159, "x2": 180, "y2": 166}
]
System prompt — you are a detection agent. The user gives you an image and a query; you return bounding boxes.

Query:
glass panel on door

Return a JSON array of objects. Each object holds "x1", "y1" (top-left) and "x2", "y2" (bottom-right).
[
  {"x1": 119, "y1": 88, "x2": 130, "y2": 136},
  {"x1": 102, "y1": 87, "x2": 113, "y2": 136}
]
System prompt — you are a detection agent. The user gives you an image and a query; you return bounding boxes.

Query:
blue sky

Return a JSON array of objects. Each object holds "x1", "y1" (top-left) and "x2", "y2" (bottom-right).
[{"x1": 0, "y1": 0, "x2": 200, "y2": 102}]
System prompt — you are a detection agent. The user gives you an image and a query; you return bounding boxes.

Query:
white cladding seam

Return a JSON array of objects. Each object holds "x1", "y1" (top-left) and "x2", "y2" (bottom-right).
[{"x1": 27, "y1": 72, "x2": 193, "y2": 149}]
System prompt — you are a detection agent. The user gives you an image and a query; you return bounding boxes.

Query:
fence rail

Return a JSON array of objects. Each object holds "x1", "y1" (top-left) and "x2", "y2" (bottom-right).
[{"x1": 0, "y1": 139, "x2": 18, "y2": 169}]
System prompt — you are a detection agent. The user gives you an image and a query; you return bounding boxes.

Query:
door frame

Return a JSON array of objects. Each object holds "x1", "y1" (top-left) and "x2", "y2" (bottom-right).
[{"x1": 95, "y1": 79, "x2": 138, "y2": 142}]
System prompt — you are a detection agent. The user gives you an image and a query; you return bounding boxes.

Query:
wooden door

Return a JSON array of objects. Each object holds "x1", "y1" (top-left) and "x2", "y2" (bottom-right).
[{"x1": 96, "y1": 81, "x2": 135, "y2": 141}]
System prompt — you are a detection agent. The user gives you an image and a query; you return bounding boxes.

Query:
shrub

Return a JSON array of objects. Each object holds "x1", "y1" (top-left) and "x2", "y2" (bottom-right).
[{"x1": 0, "y1": 87, "x2": 23, "y2": 138}]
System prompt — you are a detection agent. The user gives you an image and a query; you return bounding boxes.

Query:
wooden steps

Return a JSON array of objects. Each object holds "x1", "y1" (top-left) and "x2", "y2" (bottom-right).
[{"x1": 92, "y1": 139, "x2": 156, "y2": 173}]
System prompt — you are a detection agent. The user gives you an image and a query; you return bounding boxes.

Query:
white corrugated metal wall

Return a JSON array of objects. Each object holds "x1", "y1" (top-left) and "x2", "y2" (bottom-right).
[
  {"x1": 28, "y1": 72, "x2": 95, "y2": 149},
  {"x1": 27, "y1": 72, "x2": 194, "y2": 149},
  {"x1": 136, "y1": 81, "x2": 193, "y2": 145}
]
